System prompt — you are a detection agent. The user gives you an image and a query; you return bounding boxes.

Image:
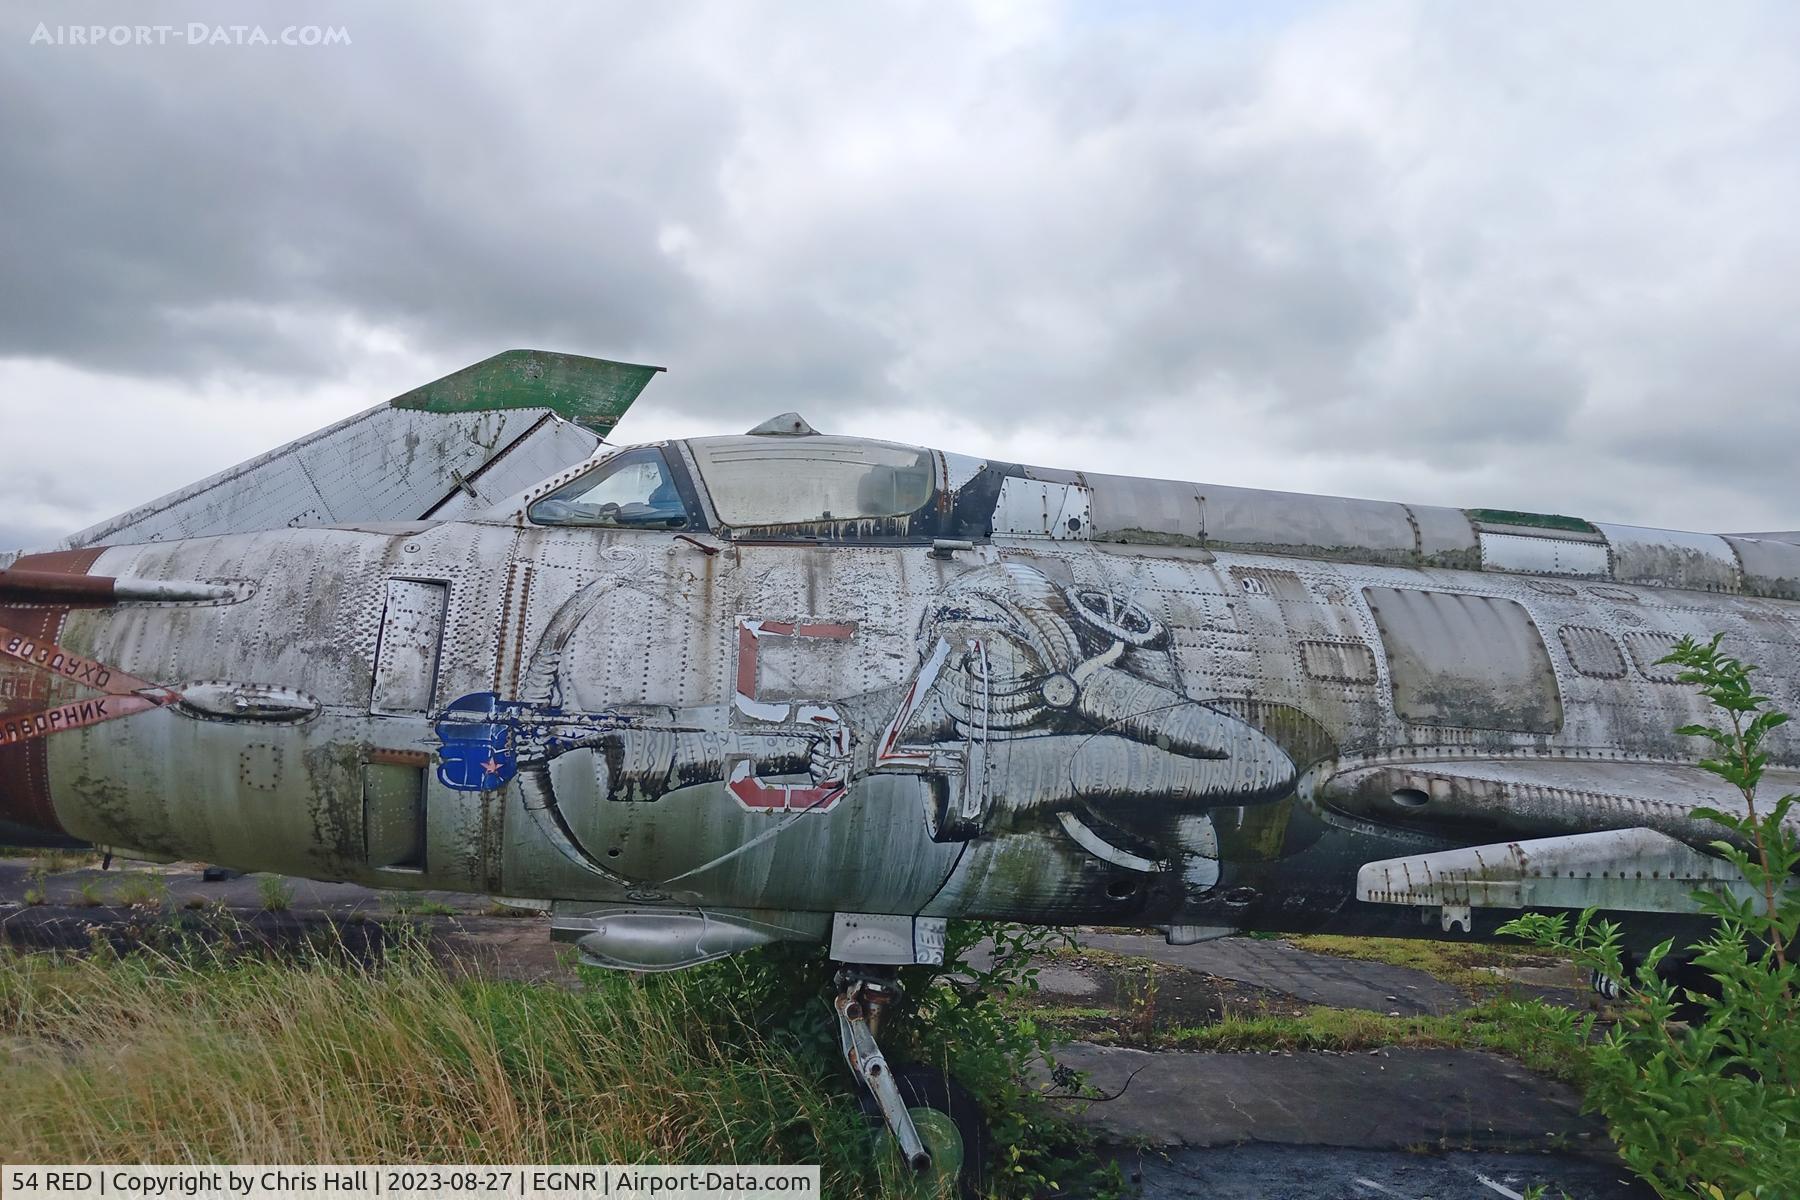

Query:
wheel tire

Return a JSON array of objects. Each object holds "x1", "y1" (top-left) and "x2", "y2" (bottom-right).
[
  {"x1": 859, "y1": 1063, "x2": 990, "y2": 1199},
  {"x1": 1604, "y1": 950, "x2": 1719, "y2": 1024},
  {"x1": 1661, "y1": 955, "x2": 1721, "y2": 1025}
]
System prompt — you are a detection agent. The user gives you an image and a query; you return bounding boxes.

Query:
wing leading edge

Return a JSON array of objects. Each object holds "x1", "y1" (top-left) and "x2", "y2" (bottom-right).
[
  {"x1": 1330, "y1": 758, "x2": 1800, "y2": 924},
  {"x1": 62, "y1": 349, "x2": 662, "y2": 549}
]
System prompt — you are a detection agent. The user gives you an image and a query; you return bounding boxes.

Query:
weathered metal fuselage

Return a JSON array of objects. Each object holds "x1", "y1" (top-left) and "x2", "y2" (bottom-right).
[{"x1": 5, "y1": 477, "x2": 1797, "y2": 952}]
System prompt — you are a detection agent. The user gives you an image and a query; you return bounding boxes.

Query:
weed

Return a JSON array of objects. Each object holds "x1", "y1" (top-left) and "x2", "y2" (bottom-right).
[
  {"x1": 644, "y1": 921, "x2": 1123, "y2": 1197},
  {"x1": 900, "y1": 922, "x2": 1122, "y2": 1197},
  {"x1": 113, "y1": 874, "x2": 169, "y2": 910},
  {"x1": 76, "y1": 880, "x2": 105, "y2": 908},
  {"x1": 390, "y1": 893, "x2": 456, "y2": 916},
  {"x1": 1126, "y1": 963, "x2": 1159, "y2": 1047},
  {"x1": 256, "y1": 876, "x2": 294, "y2": 912},
  {"x1": 22, "y1": 858, "x2": 49, "y2": 906}
]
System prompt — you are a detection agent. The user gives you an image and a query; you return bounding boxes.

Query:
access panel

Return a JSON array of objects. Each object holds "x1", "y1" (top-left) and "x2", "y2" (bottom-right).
[
  {"x1": 371, "y1": 579, "x2": 448, "y2": 716},
  {"x1": 1364, "y1": 586, "x2": 1562, "y2": 734}
]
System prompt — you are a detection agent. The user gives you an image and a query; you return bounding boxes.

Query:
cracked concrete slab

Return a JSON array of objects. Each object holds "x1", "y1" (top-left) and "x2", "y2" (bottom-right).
[
  {"x1": 1046, "y1": 1042, "x2": 1602, "y2": 1150},
  {"x1": 1114, "y1": 1144, "x2": 1654, "y2": 1199},
  {"x1": 1073, "y1": 932, "x2": 1476, "y2": 1015}
]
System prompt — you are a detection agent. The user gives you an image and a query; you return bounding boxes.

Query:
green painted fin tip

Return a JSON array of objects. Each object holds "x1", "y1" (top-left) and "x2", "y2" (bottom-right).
[{"x1": 390, "y1": 349, "x2": 665, "y2": 435}]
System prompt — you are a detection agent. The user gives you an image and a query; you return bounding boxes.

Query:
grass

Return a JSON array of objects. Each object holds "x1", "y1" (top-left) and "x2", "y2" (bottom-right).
[
  {"x1": 0, "y1": 915, "x2": 1593, "y2": 1194},
  {"x1": 1285, "y1": 934, "x2": 1563, "y2": 991},
  {"x1": 257, "y1": 876, "x2": 294, "y2": 912},
  {"x1": 0, "y1": 846, "x2": 100, "y2": 871},
  {"x1": 390, "y1": 892, "x2": 458, "y2": 917},
  {"x1": 22, "y1": 860, "x2": 48, "y2": 906},
  {"x1": 1025, "y1": 934, "x2": 1596, "y2": 1084},
  {"x1": 1023, "y1": 971, "x2": 1592, "y2": 1083},
  {"x1": 1158, "y1": 1001, "x2": 1591, "y2": 1082},
  {"x1": 485, "y1": 900, "x2": 547, "y2": 918},
  {"x1": 0, "y1": 940, "x2": 925, "y2": 1192},
  {"x1": 113, "y1": 874, "x2": 171, "y2": 910}
]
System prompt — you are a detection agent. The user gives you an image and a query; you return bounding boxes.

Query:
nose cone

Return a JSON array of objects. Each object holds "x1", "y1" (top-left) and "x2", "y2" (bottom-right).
[{"x1": 1, "y1": 548, "x2": 109, "y2": 848}]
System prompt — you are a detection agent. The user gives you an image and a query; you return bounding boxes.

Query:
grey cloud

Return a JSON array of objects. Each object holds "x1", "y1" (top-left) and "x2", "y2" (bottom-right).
[
  {"x1": 2, "y1": 0, "x2": 1798, "y2": 538},
  {"x1": 0, "y1": 4, "x2": 716, "y2": 379}
]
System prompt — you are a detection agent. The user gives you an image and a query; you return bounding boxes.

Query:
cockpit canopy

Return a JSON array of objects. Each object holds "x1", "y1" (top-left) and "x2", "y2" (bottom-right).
[
  {"x1": 529, "y1": 433, "x2": 943, "y2": 538},
  {"x1": 687, "y1": 436, "x2": 934, "y2": 527},
  {"x1": 527, "y1": 446, "x2": 692, "y2": 530}
]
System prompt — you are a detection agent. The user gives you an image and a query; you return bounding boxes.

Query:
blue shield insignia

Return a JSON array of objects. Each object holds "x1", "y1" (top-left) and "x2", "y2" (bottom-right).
[{"x1": 434, "y1": 691, "x2": 517, "y2": 792}]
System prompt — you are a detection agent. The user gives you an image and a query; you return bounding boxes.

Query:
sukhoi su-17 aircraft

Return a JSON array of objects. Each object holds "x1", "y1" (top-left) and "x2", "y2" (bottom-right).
[{"x1": 4, "y1": 350, "x2": 1798, "y2": 1178}]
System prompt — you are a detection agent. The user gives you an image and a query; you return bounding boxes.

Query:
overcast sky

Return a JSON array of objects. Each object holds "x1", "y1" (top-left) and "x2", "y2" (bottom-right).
[{"x1": 4, "y1": 1, "x2": 1797, "y2": 550}]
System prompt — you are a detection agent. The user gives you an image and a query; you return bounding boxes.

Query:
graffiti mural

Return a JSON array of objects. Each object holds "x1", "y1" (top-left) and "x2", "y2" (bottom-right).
[{"x1": 434, "y1": 562, "x2": 1298, "y2": 893}]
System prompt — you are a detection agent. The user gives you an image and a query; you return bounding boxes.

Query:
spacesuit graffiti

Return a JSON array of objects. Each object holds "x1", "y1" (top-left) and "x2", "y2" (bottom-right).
[
  {"x1": 865, "y1": 563, "x2": 1298, "y2": 872},
  {"x1": 434, "y1": 563, "x2": 1299, "y2": 889}
]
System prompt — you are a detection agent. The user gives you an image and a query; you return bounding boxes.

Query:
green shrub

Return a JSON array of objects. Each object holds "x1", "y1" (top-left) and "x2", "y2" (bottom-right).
[
  {"x1": 897, "y1": 922, "x2": 1119, "y2": 1196},
  {"x1": 1500, "y1": 635, "x2": 1799, "y2": 1199},
  {"x1": 638, "y1": 920, "x2": 1120, "y2": 1197}
]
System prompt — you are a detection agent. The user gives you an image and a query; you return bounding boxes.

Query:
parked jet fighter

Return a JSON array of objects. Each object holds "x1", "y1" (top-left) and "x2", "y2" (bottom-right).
[{"x1": 4, "y1": 349, "x2": 1798, "y2": 1180}]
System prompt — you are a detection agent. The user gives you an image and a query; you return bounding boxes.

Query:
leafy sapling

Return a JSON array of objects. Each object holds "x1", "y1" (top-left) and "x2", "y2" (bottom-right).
[{"x1": 1499, "y1": 635, "x2": 1798, "y2": 1199}]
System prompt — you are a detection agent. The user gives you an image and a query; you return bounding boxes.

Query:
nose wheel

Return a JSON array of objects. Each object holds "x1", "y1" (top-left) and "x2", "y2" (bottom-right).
[
  {"x1": 870, "y1": 1064, "x2": 986, "y2": 1198},
  {"x1": 834, "y1": 969, "x2": 989, "y2": 1197}
]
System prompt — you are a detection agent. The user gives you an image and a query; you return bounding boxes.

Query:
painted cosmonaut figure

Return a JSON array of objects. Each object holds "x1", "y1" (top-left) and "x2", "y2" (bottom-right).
[
  {"x1": 860, "y1": 563, "x2": 1297, "y2": 866},
  {"x1": 436, "y1": 563, "x2": 1296, "y2": 879}
]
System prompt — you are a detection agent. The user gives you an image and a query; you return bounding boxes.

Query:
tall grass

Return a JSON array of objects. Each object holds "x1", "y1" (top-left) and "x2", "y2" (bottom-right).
[{"x1": 0, "y1": 941, "x2": 907, "y2": 1190}]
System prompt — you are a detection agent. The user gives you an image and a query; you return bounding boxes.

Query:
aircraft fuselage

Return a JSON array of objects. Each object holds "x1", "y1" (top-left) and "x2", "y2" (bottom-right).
[{"x1": 5, "y1": 495, "x2": 1796, "y2": 954}]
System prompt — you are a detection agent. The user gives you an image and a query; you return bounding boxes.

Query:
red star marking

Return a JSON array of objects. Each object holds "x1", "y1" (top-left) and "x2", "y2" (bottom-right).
[{"x1": 481, "y1": 755, "x2": 503, "y2": 776}]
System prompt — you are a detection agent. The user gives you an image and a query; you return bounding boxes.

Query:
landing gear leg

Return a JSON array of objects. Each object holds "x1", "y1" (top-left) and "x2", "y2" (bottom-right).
[
  {"x1": 834, "y1": 968, "x2": 930, "y2": 1171},
  {"x1": 835, "y1": 966, "x2": 989, "y2": 1197}
]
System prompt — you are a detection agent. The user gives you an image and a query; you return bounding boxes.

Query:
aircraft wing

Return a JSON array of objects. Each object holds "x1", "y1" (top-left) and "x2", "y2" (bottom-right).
[
  {"x1": 1324, "y1": 757, "x2": 1800, "y2": 922},
  {"x1": 60, "y1": 349, "x2": 661, "y2": 549},
  {"x1": 1355, "y1": 828, "x2": 1762, "y2": 928}
]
